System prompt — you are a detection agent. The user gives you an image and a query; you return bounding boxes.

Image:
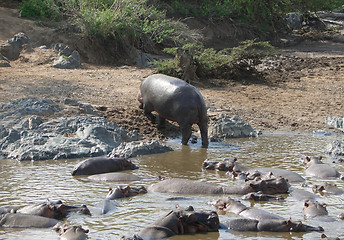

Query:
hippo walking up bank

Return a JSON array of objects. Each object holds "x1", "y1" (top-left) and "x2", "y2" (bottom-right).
[{"x1": 139, "y1": 74, "x2": 209, "y2": 147}]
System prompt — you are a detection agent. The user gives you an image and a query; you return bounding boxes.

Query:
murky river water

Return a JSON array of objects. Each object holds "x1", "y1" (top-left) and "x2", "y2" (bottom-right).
[{"x1": 1, "y1": 133, "x2": 344, "y2": 240}]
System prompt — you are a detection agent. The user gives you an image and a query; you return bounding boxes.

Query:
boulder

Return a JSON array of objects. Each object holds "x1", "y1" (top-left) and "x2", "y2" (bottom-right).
[
  {"x1": 0, "y1": 32, "x2": 32, "y2": 60},
  {"x1": 325, "y1": 139, "x2": 344, "y2": 156},
  {"x1": 109, "y1": 140, "x2": 173, "y2": 158},
  {"x1": 209, "y1": 114, "x2": 258, "y2": 140},
  {"x1": 0, "y1": 97, "x2": 142, "y2": 160},
  {"x1": 325, "y1": 116, "x2": 344, "y2": 132}
]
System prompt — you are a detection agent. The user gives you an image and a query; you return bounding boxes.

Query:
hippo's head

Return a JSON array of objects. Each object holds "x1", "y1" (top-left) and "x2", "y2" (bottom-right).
[
  {"x1": 202, "y1": 158, "x2": 237, "y2": 171},
  {"x1": 177, "y1": 208, "x2": 219, "y2": 233},
  {"x1": 121, "y1": 159, "x2": 139, "y2": 170},
  {"x1": 249, "y1": 176, "x2": 289, "y2": 194},
  {"x1": 258, "y1": 219, "x2": 324, "y2": 232},
  {"x1": 303, "y1": 200, "x2": 328, "y2": 217},
  {"x1": 285, "y1": 220, "x2": 324, "y2": 232},
  {"x1": 304, "y1": 156, "x2": 323, "y2": 166}
]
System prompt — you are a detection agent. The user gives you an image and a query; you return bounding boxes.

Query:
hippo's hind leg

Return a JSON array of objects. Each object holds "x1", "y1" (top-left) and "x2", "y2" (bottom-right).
[
  {"x1": 198, "y1": 122, "x2": 209, "y2": 148},
  {"x1": 180, "y1": 124, "x2": 192, "y2": 145}
]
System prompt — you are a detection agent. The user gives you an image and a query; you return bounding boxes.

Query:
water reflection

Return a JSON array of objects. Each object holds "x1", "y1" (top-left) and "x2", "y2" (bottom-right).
[{"x1": 0, "y1": 133, "x2": 344, "y2": 239}]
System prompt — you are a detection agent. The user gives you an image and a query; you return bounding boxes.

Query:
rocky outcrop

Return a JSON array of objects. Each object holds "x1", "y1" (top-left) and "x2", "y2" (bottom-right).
[
  {"x1": 325, "y1": 116, "x2": 344, "y2": 132},
  {"x1": 325, "y1": 139, "x2": 344, "y2": 156},
  {"x1": 0, "y1": 32, "x2": 32, "y2": 61},
  {"x1": 209, "y1": 114, "x2": 258, "y2": 141},
  {"x1": 0, "y1": 97, "x2": 141, "y2": 160},
  {"x1": 51, "y1": 43, "x2": 81, "y2": 69},
  {"x1": 108, "y1": 140, "x2": 173, "y2": 159}
]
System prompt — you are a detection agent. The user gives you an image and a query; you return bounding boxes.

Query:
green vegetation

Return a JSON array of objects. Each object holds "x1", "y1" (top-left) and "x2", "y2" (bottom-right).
[
  {"x1": 19, "y1": 0, "x2": 343, "y2": 78},
  {"x1": 20, "y1": 0, "x2": 62, "y2": 20},
  {"x1": 155, "y1": 40, "x2": 276, "y2": 79}
]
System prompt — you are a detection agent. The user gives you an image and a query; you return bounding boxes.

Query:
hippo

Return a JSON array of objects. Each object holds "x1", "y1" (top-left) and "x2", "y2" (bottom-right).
[
  {"x1": 242, "y1": 191, "x2": 285, "y2": 201},
  {"x1": 149, "y1": 176, "x2": 289, "y2": 195},
  {"x1": 202, "y1": 158, "x2": 249, "y2": 172},
  {"x1": 290, "y1": 188, "x2": 319, "y2": 201},
  {"x1": 100, "y1": 186, "x2": 147, "y2": 214},
  {"x1": 87, "y1": 172, "x2": 143, "y2": 182},
  {"x1": 17, "y1": 200, "x2": 91, "y2": 219},
  {"x1": 72, "y1": 157, "x2": 138, "y2": 176},
  {"x1": 0, "y1": 207, "x2": 16, "y2": 214},
  {"x1": 303, "y1": 156, "x2": 341, "y2": 178},
  {"x1": 136, "y1": 206, "x2": 219, "y2": 239},
  {"x1": 312, "y1": 183, "x2": 344, "y2": 195},
  {"x1": 203, "y1": 158, "x2": 305, "y2": 183},
  {"x1": 54, "y1": 223, "x2": 89, "y2": 240},
  {"x1": 106, "y1": 186, "x2": 147, "y2": 200},
  {"x1": 139, "y1": 74, "x2": 208, "y2": 147},
  {"x1": 209, "y1": 197, "x2": 282, "y2": 220},
  {"x1": 224, "y1": 218, "x2": 324, "y2": 232},
  {"x1": 17, "y1": 200, "x2": 68, "y2": 219},
  {"x1": 0, "y1": 213, "x2": 59, "y2": 228},
  {"x1": 302, "y1": 200, "x2": 328, "y2": 218}
]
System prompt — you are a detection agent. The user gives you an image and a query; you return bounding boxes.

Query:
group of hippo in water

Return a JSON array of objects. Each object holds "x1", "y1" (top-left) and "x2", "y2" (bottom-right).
[{"x1": 1, "y1": 74, "x2": 343, "y2": 239}]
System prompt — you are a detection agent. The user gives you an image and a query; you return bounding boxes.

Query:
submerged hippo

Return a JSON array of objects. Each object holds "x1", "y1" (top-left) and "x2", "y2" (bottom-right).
[
  {"x1": 312, "y1": 183, "x2": 344, "y2": 195},
  {"x1": 224, "y1": 218, "x2": 324, "y2": 232},
  {"x1": 101, "y1": 186, "x2": 147, "y2": 214},
  {"x1": 72, "y1": 157, "x2": 138, "y2": 176},
  {"x1": 139, "y1": 74, "x2": 208, "y2": 147},
  {"x1": 290, "y1": 188, "x2": 319, "y2": 201},
  {"x1": 304, "y1": 156, "x2": 341, "y2": 178},
  {"x1": 302, "y1": 200, "x2": 328, "y2": 218},
  {"x1": 203, "y1": 158, "x2": 305, "y2": 183},
  {"x1": 106, "y1": 186, "x2": 147, "y2": 200},
  {"x1": 0, "y1": 213, "x2": 59, "y2": 228},
  {"x1": 136, "y1": 206, "x2": 219, "y2": 239},
  {"x1": 149, "y1": 176, "x2": 289, "y2": 195},
  {"x1": 17, "y1": 200, "x2": 91, "y2": 219},
  {"x1": 210, "y1": 197, "x2": 282, "y2": 220},
  {"x1": 54, "y1": 223, "x2": 89, "y2": 240},
  {"x1": 88, "y1": 172, "x2": 142, "y2": 182},
  {"x1": 17, "y1": 200, "x2": 68, "y2": 219},
  {"x1": 242, "y1": 192, "x2": 284, "y2": 201}
]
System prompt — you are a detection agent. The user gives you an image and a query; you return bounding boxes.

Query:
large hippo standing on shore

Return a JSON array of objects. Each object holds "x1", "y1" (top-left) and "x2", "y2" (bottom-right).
[{"x1": 139, "y1": 74, "x2": 209, "y2": 147}]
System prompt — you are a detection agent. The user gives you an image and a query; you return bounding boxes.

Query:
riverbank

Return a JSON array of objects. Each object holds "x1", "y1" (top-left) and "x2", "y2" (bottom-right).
[{"x1": 1, "y1": 6, "x2": 344, "y2": 140}]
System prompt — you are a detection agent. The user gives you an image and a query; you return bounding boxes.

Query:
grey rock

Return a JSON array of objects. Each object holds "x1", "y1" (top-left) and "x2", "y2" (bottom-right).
[
  {"x1": 325, "y1": 116, "x2": 344, "y2": 132},
  {"x1": 209, "y1": 114, "x2": 258, "y2": 140},
  {"x1": 0, "y1": 32, "x2": 32, "y2": 60},
  {"x1": 0, "y1": 98, "x2": 142, "y2": 161},
  {"x1": 286, "y1": 12, "x2": 302, "y2": 30},
  {"x1": 109, "y1": 140, "x2": 173, "y2": 158},
  {"x1": 135, "y1": 49, "x2": 154, "y2": 68},
  {"x1": 325, "y1": 139, "x2": 344, "y2": 156}
]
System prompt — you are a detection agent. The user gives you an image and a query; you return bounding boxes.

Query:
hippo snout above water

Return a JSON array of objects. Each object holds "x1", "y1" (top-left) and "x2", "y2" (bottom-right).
[{"x1": 139, "y1": 74, "x2": 209, "y2": 147}]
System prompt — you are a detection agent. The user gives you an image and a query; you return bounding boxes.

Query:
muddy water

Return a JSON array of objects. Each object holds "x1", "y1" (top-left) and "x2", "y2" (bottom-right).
[{"x1": 1, "y1": 133, "x2": 344, "y2": 240}]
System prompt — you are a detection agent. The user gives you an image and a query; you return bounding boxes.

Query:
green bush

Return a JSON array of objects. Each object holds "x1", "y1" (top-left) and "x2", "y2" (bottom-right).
[
  {"x1": 154, "y1": 39, "x2": 276, "y2": 79},
  {"x1": 20, "y1": 0, "x2": 61, "y2": 20}
]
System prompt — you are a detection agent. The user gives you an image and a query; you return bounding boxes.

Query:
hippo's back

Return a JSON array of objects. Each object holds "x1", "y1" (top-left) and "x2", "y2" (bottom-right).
[{"x1": 140, "y1": 74, "x2": 206, "y2": 123}]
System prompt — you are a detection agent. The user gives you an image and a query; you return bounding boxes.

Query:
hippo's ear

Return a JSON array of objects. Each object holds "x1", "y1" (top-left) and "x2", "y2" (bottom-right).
[
  {"x1": 84, "y1": 229, "x2": 89, "y2": 233},
  {"x1": 233, "y1": 158, "x2": 237, "y2": 162}
]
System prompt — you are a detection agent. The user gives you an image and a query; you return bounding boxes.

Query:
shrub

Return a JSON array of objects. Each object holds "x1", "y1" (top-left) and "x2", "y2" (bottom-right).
[
  {"x1": 154, "y1": 39, "x2": 276, "y2": 79},
  {"x1": 20, "y1": 0, "x2": 61, "y2": 20}
]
